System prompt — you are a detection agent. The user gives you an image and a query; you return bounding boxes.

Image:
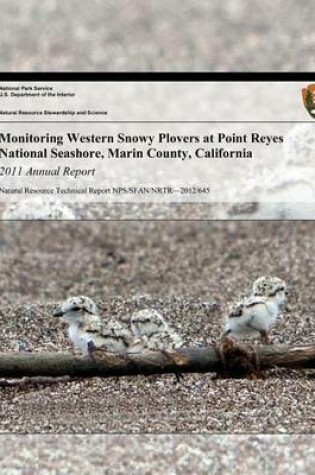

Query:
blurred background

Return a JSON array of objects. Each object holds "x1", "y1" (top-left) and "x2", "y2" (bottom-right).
[{"x1": 0, "y1": 0, "x2": 314, "y2": 71}]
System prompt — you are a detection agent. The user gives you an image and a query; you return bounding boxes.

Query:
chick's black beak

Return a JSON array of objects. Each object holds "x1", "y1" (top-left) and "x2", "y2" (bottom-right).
[{"x1": 53, "y1": 310, "x2": 64, "y2": 317}]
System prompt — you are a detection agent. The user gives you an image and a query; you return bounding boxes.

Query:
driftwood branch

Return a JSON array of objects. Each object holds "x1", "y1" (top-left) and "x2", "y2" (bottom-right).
[{"x1": 0, "y1": 342, "x2": 314, "y2": 381}]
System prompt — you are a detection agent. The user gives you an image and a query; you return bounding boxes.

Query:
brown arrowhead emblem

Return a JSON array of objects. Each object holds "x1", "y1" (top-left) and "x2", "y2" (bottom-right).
[{"x1": 302, "y1": 84, "x2": 315, "y2": 118}]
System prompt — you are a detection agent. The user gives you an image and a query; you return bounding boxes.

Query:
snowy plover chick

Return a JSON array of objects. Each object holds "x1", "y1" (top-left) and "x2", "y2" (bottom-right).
[
  {"x1": 221, "y1": 276, "x2": 287, "y2": 344},
  {"x1": 131, "y1": 309, "x2": 184, "y2": 351},
  {"x1": 53, "y1": 296, "x2": 141, "y2": 355},
  {"x1": 252, "y1": 276, "x2": 287, "y2": 302},
  {"x1": 131, "y1": 309, "x2": 185, "y2": 381}
]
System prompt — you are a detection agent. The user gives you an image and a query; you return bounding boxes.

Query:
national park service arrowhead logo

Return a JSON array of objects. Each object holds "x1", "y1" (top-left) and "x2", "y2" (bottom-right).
[{"x1": 302, "y1": 84, "x2": 315, "y2": 118}]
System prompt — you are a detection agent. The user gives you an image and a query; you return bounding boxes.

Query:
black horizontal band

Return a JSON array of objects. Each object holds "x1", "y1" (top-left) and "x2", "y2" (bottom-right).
[{"x1": 0, "y1": 72, "x2": 314, "y2": 82}]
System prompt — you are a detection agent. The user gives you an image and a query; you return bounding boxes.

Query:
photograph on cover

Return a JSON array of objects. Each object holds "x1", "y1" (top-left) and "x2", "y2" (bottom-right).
[{"x1": 0, "y1": 220, "x2": 313, "y2": 434}]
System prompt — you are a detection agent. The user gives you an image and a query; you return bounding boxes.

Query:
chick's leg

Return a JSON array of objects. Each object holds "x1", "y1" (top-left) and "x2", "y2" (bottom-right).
[
  {"x1": 219, "y1": 329, "x2": 232, "y2": 370},
  {"x1": 259, "y1": 330, "x2": 269, "y2": 345}
]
